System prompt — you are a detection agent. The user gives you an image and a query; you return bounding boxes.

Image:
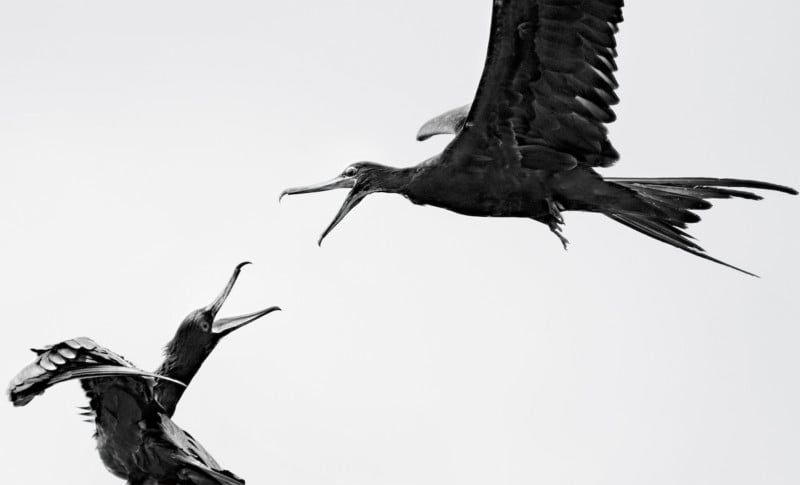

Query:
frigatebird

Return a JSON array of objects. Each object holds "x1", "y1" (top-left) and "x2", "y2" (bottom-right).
[
  {"x1": 7, "y1": 262, "x2": 280, "y2": 484},
  {"x1": 281, "y1": 0, "x2": 797, "y2": 275},
  {"x1": 153, "y1": 262, "x2": 280, "y2": 418}
]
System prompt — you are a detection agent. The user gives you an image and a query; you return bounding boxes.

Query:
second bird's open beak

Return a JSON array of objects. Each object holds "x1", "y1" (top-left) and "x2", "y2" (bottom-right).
[
  {"x1": 280, "y1": 175, "x2": 365, "y2": 246},
  {"x1": 205, "y1": 262, "x2": 281, "y2": 337}
]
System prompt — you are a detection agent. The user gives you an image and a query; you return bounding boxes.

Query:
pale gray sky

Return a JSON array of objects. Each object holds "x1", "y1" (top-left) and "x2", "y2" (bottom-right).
[{"x1": 1, "y1": 1, "x2": 798, "y2": 484}]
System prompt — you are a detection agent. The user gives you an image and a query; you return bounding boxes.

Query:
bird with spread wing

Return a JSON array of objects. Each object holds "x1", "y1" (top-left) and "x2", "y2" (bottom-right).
[
  {"x1": 281, "y1": 0, "x2": 796, "y2": 275},
  {"x1": 7, "y1": 263, "x2": 280, "y2": 484}
]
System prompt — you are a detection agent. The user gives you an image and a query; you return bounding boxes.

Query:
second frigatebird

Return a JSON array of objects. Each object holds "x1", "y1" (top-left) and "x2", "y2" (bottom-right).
[
  {"x1": 7, "y1": 262, "x2": 280, "y2": 484},
  {"x1": 281, "y1": 0, "x2": 797, "y2": 275}
]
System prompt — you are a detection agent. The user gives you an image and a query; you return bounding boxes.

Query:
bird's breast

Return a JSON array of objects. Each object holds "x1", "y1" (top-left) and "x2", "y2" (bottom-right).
[
  {"x1": 407, "y1": 168, "x2": 550, "y2": 218},
  {"x1": 89, "y1": 384, "x2": 153, "y2": 480}
]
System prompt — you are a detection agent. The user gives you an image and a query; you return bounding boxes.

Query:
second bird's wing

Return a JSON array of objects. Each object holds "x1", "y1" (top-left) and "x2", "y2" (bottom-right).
[
  {"x1": 7, "y1": 337, "x2": 184, "y2": 406},
  {"x1": 442, "y1": 0, "x2": 624, "y2": 171}
]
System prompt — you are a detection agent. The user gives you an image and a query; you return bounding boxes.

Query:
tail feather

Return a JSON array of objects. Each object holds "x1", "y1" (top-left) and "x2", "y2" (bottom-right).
[
  {"x1": 608, "y1": 177, "x2": 798, "y2": 196},
  {"x1": 628, "y1": 187, "x2": 705, "y2": 223},
  {"x1": 603, "y1": 177, "x2": 797, "y2": 276},
  {"x1": 642, "y1": 184, "x2": 764, "y2": 201},
  {"x1": 607, "y1": 213, "x2": 756, "y2": 277},
  {"x1": 636, "y1": 186, "x2": 713, "y2": 209}
]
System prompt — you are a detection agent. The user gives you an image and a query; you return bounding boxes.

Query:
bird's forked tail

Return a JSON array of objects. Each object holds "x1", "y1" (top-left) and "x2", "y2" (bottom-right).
[{"x1": 602, "y1": 177, "x2": 797, "y2": 276}]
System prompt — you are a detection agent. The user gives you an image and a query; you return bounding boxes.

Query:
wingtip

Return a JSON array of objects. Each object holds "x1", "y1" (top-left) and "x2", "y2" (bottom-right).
[
  {"x1": 755, "y1": 181, "x2": 798, "y2": 196},
  {"x1": 415, "y1": 131, "x2": 433, "y2": 142}
]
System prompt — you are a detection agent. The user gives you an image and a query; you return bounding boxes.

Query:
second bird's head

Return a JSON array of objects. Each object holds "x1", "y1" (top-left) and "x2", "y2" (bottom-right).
[
  {"x1": 166, "y1": 262, "x2": 280, "y2": 361},
  {"x1": 281, "y1": 161, "x2": 407, "y2": 245}
]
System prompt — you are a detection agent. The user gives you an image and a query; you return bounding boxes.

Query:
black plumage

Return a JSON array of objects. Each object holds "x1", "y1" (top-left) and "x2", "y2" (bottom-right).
[
  {"x1": 7, "y1": 263, "x2": 280, "y2": 484},
  {"x1": 281, "y1": 0, "x2": 796, "y2": 275}
]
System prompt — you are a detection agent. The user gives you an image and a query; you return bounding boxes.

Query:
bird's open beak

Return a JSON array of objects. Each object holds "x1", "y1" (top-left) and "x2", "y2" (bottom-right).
[
  {"x1": 316, "y1": 189, "x2": 367, "y2": 246},
  {"x1": 212, "y1": 306, "x2": 281, "y2": 336},
  {"x1": 280, "y1": 175, "x2": 366, "y2": 245},
  {"x1": 204, "y1": 262, "x2": 281, "y2": 337}
]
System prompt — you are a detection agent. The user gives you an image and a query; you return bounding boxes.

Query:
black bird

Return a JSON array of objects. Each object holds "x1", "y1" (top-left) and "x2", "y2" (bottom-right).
[
  {"x1": 7, "y1": 263, "x2": 280, "y2": 484},
  {"x1": 153, "y1": 262, "x2": 279, "y2": 418},
  {"x1": 281, "y1": 0, "x2": 797, "y2": 275}
]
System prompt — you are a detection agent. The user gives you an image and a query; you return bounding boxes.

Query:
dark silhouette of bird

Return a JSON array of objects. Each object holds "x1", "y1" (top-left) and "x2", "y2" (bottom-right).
[
  {"x1": 280, "y1": 0, "x2": 796, "y2": 275},
  {"x1": 152, "y1": 262, "x2": 280, "y2": 418},
  {"x1": 7, "y1": 262, "x2": 280, "y2": 484}
]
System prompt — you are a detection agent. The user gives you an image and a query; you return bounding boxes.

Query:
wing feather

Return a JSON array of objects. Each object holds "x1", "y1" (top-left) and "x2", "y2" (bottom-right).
[
  {"x1": 445, "y1": 0, "x2": 624, "y2": 170},
  {"x1": 7, "y1": 338, "x2": 184, "y2": 407}
]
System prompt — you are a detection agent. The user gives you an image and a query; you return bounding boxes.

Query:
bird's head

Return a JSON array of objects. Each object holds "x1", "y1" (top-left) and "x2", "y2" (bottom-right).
[
  {"x1": 166, "y1": 262, "x2": 281, "y2": 365},
  {"x1": 281, "y1": 162, "x2": 409, "y2": 244}
]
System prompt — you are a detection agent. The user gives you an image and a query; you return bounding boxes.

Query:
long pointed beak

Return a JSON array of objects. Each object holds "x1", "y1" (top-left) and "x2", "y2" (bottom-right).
[
  {"x1": 205, "y1": 262, "x2": 251, "y2": 318},
  {"x1": 279, "y1": 175, "x2": 355, "y2": 202},
  {"x1": 318, "y1": 189, "x2": 368, "y2": 246},
  {"x1": 212, "y1": 306, "x2": 281, "y2": 336},
  {"x1": 280, "y1": 175, "x2": 367, "y2": 246}
]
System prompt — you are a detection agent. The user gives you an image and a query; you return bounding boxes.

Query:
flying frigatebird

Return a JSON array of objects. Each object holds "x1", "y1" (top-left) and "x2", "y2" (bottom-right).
[
  {"x1": 7, "y1": 262, "x2": 280, "y2": 484},
  {"x1": 281, "y1": 0, "x2": 797, "y2": 275}
]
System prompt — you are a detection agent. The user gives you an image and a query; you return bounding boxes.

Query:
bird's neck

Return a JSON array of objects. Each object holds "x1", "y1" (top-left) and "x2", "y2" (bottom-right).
[
  {"x1": 156, "y1": 349, "x2": 210, "y2": 385},
  {"x1": 379, "y1": 166, "x2": 417, "y2": 194},
  {"x1": 153, "y1": 339, "x2": 215, "y2": 415}
]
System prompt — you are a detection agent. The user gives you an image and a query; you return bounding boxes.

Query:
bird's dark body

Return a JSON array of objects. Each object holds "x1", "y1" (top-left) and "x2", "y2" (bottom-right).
[
  {"x1": 406, "y1": 162, "x2": 621, "y2": 220},
  {"x1": 7, "y1": 338, "x2": 243, "y2": 484},
  {"x1": 7, "y1": 265, "x2": 277, "y2": 484},
  {"x1": 91, "y1": 379, "x2": 153, "y2": 480},
  {"x1": 282, "y1": 0, "x2": 796, "y2": 274},
  {"x1": 91, "y1": 382, "x2": 222, "y2": 484},
  {"x1": 407, "y1": 163, "x2": 550, "y2": 218}
]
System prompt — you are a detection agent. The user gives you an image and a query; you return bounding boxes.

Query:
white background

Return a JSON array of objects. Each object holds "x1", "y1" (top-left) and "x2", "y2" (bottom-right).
[{"x1": 1, "y1": 1, "x2": 798, "y2": 484}]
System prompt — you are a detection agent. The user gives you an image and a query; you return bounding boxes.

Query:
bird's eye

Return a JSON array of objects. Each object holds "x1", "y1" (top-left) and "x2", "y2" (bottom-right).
[{"x1": 344, "y1": 166, "x2": 358, "y2": 177}]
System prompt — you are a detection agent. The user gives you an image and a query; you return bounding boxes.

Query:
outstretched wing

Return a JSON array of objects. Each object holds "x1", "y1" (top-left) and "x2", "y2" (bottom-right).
[
  {"x1": 444, "y1": 0, "x2": 624, "y2": 171},
  {"x1": 8, "y1": 337, "x2": 184, "y2": 406}
]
